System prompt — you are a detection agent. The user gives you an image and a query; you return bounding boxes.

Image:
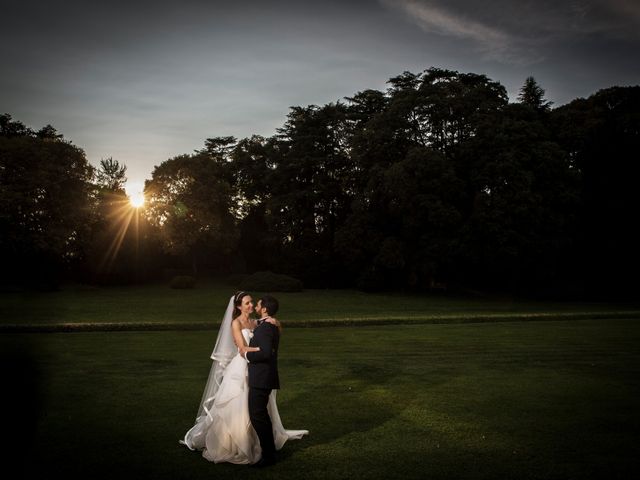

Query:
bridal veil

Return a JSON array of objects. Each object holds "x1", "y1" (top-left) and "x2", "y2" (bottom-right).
[{"x1": 180, "y1": 295, "x2": 237, "y2": 449}]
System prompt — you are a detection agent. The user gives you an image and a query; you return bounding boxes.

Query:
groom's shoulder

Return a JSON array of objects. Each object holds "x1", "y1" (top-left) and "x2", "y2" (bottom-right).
[
  {"x1": 262, "y1": 322, "x2": 279, "y2": 334},
  {"x1": 256, "y1": 322, "x2": 278, "y2": 332}
]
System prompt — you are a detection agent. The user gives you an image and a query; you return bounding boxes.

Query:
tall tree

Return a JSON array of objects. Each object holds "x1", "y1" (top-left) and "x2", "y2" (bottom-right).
[
  {"x1": 265, "y1": 103, "x2": 355, "y2": 284},
  {"x1": 338, "y1": 68, "x2": 508, "y2": 290},
  {"x1": 96, "y1": 157, "x2": 127, "y2": 193},
  {"x1": 0, "y1": 114, "x2": 33, "y2": 137},
  {"x1": 35, "y1": 125, "x2": 64, "y2": 141},
  {"x1": 144, "y1": 149, "x2": 237, "y2": 275},
  {"x1": 414, "y1": 68, "x2": 509, "y2": 155},
  {"x1": 230, "y1": 135, "x2": 276, "y2": 272},
  {"x1": 457, "y1": 102, "x2": 579, "y2": 292},
  {"x1": 0, "y1": 115, "x2": 94, "y2": 287},
  {"x1": 552, "y1": 86, "x2": 640, "y2": 298},
  {"x1": 518, "y1": 76, "x2": 553, "y2": 111}
]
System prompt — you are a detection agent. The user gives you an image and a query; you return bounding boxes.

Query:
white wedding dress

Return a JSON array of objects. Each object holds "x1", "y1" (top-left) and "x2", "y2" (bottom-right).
[{"x1": 181, "y1": 328, "x2": 308, "y2": 464}]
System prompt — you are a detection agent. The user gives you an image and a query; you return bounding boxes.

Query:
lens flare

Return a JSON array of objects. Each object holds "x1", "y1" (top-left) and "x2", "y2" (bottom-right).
[
  {"x1": 129, "y1": 192, "x2": 145, "y2": 208},
  {"x1": 125, "y1": 181, "x2": 145, "y2": 208}
]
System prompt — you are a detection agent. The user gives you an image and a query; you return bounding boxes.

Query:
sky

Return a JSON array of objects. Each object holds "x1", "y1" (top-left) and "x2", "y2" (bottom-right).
[{"x1": 2, "y1": 0, "x2": 639, "y2": 191}]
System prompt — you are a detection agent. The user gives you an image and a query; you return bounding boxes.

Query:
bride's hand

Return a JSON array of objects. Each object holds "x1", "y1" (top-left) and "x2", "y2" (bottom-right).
[
  {"x1": 265, "y1": 316, "x2": 279, "y2": 326},
  {"x1": 239, "y1": 345, "x2": 260, "y2": 355}
]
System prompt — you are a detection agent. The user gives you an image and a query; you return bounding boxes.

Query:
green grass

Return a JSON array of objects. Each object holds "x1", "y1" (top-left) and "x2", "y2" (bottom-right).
[
  {"x1": 2, "y1": 280, "x2": 639, "y2": 329},
  {"x1": 4, "y1": 319, "x2": 639, "y2": 479}
]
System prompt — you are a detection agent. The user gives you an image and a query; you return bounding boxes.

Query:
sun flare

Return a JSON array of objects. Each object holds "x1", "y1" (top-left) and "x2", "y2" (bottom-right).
[
  {"x1": 129, "y1": 193, "x2": 145, "y2": 208},
  {"x1": 125, "y1": 181, "x2": 145, "y2": 208}
]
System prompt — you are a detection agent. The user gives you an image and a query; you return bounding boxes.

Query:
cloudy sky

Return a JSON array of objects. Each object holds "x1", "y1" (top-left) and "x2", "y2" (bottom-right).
[{"x1": 2, "y1": 0, "x2": 639, "y2": 189}]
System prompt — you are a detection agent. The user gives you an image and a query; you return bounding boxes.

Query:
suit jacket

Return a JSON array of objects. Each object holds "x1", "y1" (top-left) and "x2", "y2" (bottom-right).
[{"x1": 246, "y1": 322, "x2": 280, "y2": 390}]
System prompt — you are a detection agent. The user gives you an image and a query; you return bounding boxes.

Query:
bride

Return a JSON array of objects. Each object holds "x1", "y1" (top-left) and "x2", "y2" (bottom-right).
[{"x1": 180, "y1": 291, "x2": 308, "y2": 464}]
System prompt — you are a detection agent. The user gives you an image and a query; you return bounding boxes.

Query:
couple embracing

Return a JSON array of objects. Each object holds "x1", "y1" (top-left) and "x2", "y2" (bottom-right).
[{"x1": 181, "y1": 292, "x2": 308, "y2": 467}]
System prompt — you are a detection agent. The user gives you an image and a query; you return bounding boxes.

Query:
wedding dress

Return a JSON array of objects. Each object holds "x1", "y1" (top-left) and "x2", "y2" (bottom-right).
[{"x1": 180, "y1": 297, "x2": 307, "y2": 464}]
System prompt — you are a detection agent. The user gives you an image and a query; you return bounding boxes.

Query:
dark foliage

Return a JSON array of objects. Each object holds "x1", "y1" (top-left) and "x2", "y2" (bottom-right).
[
  {"x1": 2, "y1": 71, "x2": 639, "y2": 298},
  {"x1": 0, "y1": 115, "x2": 94, "y2": 289},
  {"x1": 170, "y1": 275, "x2": 196, "y2": 289},
  {"x1": 238, "y1": 271, "x2": 303, "y2": 292}
]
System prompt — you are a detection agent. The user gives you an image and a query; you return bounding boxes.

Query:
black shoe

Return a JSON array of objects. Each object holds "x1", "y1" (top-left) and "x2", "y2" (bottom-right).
[{"x1": 249, "y1": 457, "x2": 276, "y2": 468}]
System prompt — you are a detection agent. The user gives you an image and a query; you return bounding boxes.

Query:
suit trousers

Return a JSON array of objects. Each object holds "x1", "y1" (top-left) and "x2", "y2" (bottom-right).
[{"x1": 248, "y1": 386, "x2": 276, "y2": 460}]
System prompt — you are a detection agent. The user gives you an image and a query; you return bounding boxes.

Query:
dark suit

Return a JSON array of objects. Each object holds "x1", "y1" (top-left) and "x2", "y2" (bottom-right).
[{"x1": 246, "y1": 321, "x2": 280, "y2": 461}]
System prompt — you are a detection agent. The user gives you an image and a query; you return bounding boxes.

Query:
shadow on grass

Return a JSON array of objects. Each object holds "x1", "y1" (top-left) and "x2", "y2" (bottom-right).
[
  {"x1": 278, "y1": 356, "x2": 451, "y2": 459},
  {"x1": 1, "y1": 339, "x2": 44, "y2": 478}
]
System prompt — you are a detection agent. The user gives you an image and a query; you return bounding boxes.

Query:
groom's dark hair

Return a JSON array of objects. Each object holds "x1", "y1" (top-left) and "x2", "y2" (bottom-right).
[{"x1": 260, "y1": 295, "x2": 279, "y2": 316}]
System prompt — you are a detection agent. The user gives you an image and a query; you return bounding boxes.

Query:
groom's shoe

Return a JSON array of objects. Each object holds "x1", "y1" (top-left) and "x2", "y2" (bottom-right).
[{"x1": 250, "y1": 456, "x2": 276, "y2": 468}]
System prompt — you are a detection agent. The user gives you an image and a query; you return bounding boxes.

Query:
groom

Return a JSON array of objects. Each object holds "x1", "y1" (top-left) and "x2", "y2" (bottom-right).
[{"x1": 244, "y1": 295, "x2": 280, "y2": 467}]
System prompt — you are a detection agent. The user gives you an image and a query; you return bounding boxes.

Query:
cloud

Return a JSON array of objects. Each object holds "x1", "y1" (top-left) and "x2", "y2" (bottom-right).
[
  {"x1": 380, "y1": 0, "x2": 640, "y2": 65},
  {"x1": 587, "y1": 0, "x2": 640, "y2": 39},
  {"x1": 381, "y1": 0, "x2": 508, "y2": 44},
  {"x1": 379, "y1": 0, "x2": 535, "y2": 63}
]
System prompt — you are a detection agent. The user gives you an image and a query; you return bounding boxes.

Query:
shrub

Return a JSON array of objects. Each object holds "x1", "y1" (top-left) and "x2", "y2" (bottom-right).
[
  {"x1": 239, "y1": 271, "x2": 303, "y2": 292},
  {"x1": 170, "y1": 275, "x2": 196, "y2": 289},
  {"x1": 226, "y1": 273, "x2": 249, "y2": 286}
]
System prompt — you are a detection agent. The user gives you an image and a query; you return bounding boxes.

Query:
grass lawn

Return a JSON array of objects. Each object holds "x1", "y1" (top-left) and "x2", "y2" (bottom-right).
[
  {"x1": 3, "y1": 318, "x2": 639, "y2": 479},
  {"x1": 2, "y1": 280, "x2": 640, "y2": 328}
]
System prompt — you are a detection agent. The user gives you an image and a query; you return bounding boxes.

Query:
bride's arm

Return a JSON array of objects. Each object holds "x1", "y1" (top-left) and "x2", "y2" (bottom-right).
[
  {"x1": 264, "y1": 316, "x2": 282, "y2": 334},
  {"x1": 264, "y1": 316, "x2": 280, "y2": 328},
  {"x1": 231, "y1": 319, "x2": 259, "y2": 354}
]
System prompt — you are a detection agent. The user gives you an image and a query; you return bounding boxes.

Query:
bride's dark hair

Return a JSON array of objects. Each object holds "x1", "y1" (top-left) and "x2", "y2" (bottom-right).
[{"x1": 232, "y1": 291, "x2": 250, "y2": 318}]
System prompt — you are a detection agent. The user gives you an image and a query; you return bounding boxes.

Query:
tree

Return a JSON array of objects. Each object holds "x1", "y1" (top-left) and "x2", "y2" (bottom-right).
[
  {"x1": 518, "y1": 76, "x2": 553, "y2": 111},
  {"x1": 345, "y1": 89, "x2": 388, "y2": 127},
  {"x1": 201, "y1": 135, "x2": 237, "y2": 164},
  {"x1": 264, "y1": 102, "x2": 355, "y2": 285},
  {"x1": 457, "y1": 103, "x2": 579, "y2": 292},
  {"x1": 0, "y1": 115, "x2": 94, "y2": 288},
  {"x1": 385, "y1": 146, "x2": 465, "y2": 287},
  {"x1": 229, "y1": 135, "x2": 277, "y2": 272},
  {"x1": 338, "y1": 68, "x2": 508, "y2": 290},
  {"x1": 230, "y1": 135, "x2": 273, "y2": 210},
  {"x1": 35, "y1": 125, "x2": 64, "y2": 141},
  {"x1": 552, "y1": 86, "x2": 640, "y2": 298},
  {"x1": 0, "y1": 113, "x2": 33, "y2": 137},
  {"x1": 144, "y1": 149, "x2": 237, "y2": 275},
  {"x1": 414, "y1": 68, "x2": 509, "y2": 155},
  {"x1": 96, "y1": 157, "x2": 127, "y2": 193}
]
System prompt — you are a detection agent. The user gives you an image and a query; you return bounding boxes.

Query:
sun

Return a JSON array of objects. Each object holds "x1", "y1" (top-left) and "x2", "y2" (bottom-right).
[
  {"x1": 129, "y1": 192, "x2": 145, "y2": 208},
  {"x1": 125, "y1": 181, "x2": 145, "y2": 208}
]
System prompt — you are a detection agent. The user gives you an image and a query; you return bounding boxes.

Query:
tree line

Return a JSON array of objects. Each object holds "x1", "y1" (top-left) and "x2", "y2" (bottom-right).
[{"x1": 1, "y1": 68, "x2": 639, "y2": 298}]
